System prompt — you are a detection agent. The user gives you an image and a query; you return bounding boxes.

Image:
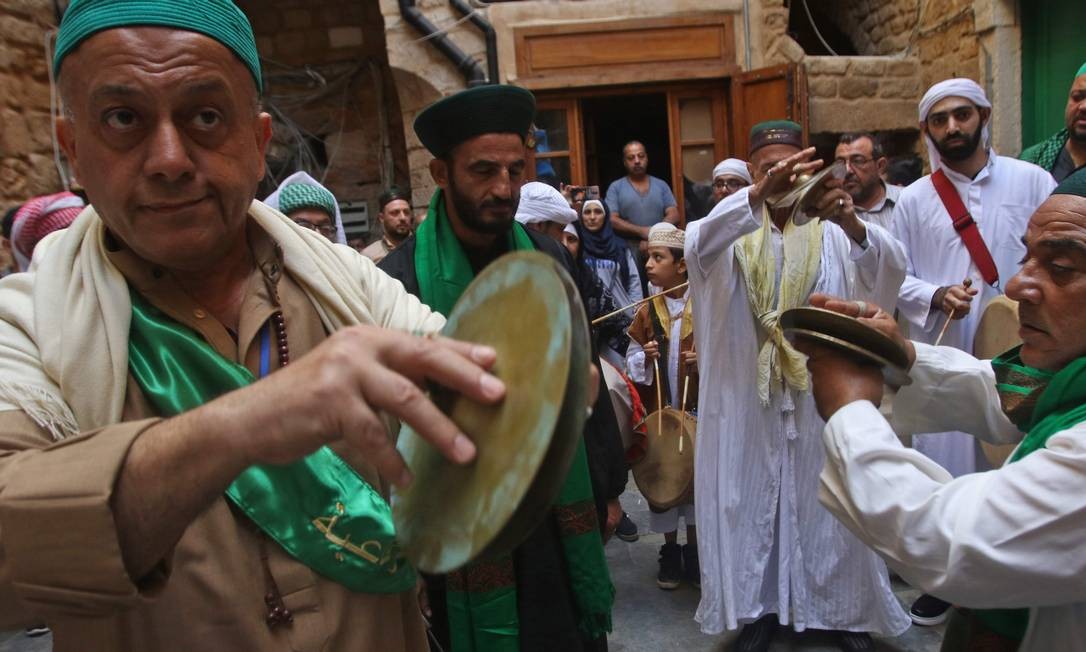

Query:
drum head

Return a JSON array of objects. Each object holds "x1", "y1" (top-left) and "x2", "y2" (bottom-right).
[
  {"x1": 393, "y1": 251, "x2": 586, "y2": 573},
  {"x1": 975, "y1": 295, "x2": 1021, "y2": 467},
  {"x1": 632, "y1": 408, "x2": 696, "y2": 510}
]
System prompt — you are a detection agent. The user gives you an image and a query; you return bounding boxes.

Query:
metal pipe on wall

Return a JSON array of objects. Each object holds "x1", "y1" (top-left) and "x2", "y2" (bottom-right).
[
  {"x1": 449, "y1": 0, "x2": 499, "y2": 84},
  {"x1": 397, "y1": 0, "x2": 488, "y2": 87}
]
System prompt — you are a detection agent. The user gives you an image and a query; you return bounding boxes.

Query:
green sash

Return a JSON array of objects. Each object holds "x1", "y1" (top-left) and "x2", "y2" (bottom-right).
[
  {"x1": 415, "y1": 190, "x2": 614, "y2": 651},
  {"x1": 974, "y1": 346, "x2": 1086, "y2": 640},
  {"x1": 127, "y1": 291, "x2": 415, "y2": 594}
]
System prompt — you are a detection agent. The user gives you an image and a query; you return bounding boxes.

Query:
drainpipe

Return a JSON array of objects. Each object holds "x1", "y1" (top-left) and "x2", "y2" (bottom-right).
[
  {"x1": 449, "y1": 0, "x2": 499, "y2": 84},
  {"x1": 397, "y1": 0, "x2": 488, "y2": 87}
]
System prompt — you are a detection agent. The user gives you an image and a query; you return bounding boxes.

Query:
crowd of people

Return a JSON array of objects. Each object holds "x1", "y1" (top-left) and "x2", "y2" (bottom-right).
[{"x1": 1, "y1": 2, "x2": 1086, "y2": 652}]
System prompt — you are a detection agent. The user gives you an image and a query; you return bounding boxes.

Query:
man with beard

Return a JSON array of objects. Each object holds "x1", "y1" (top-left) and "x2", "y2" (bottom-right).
[
  {"x1": 835, "y1": 132, "x2": 900, "y2": 230},
  {"x1": 890, "y1": 78, "x2": 1055, "y2": 628},
  {"x1": 378, "y1": 85, "x2": 622, "y2": 652},
  {"x1": 604, "y1": 141, "x2": 679, "y2": 273},
  {"x1": 1021, "y1": 62, "x2": 1086, "y2": 182},
  {"x1": 362, "y1": 186, "x2": 413, "y2": 263}
]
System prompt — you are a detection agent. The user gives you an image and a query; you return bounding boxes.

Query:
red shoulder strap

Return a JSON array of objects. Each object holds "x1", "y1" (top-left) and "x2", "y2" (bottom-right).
[{"x1": 931, "y1": 169, "x2": 999, "y2": 287}]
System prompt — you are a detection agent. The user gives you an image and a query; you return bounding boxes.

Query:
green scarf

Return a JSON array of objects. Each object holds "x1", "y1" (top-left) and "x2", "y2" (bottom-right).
[
  {"x1": 415, "y1": 190, "x2": 614, "y2": 651},
  {"x1": 974, "y1": 346, "x2": 1086, "y2": 640},
  {"x1": 127, "y1": 291, "x2": 415, "y2": 594},
  {"x1": 1020, "y1": 129, "x2": 1069, "y2": 172}
]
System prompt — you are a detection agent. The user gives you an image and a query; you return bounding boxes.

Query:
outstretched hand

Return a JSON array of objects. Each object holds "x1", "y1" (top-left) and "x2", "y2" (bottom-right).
[{"x1": 748, "y1": 147, "x2": 822, "y2": 208}]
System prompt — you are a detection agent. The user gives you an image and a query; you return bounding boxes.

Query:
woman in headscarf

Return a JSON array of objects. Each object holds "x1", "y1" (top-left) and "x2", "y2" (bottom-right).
[{"x1": 576, "y1": 199, "x2": 643, "y2": 317}]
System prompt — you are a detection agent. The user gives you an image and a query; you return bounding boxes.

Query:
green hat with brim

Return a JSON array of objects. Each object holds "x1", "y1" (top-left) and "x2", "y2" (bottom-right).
[
  {"x1": 749, "y1": 120, "x2": 804, "y2": 156},
  {"x1": 414, "y1": 85, "x2": 536, "y2": 158},
  {"x1": 278, "y1": 183, "x2": 338, "y2": 219},
  {"x1": 54, "y1": 0, "x2": 262, "y2": 92}
]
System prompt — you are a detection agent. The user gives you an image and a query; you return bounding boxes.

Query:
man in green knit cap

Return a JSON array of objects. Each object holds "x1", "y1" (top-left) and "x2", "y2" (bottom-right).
[
  {"x1": 1021, "y1": 62, "x2": 1086, "y2": 181},
  {"x1": 801, "y1": 167, "x2": 1086, "y2": 652},
  {"x1": 379, "y1": 84, "x2": 622, "y2": 652},
  {"x1": 0, "y1": 1, "x2": 512, "y2": 650}
]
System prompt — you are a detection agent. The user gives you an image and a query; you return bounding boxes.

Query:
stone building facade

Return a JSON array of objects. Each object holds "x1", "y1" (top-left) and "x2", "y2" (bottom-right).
[
  {"x1": 0, "y1": 0, "x2": 1045, "y2": 238},
  {"x1": 0, "y1": 0, "x2": 62, "y2": 210}
]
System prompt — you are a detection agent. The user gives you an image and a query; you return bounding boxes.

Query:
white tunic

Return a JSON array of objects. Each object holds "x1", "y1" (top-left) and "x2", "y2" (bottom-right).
[
  {"x1": 821, "y1": 343, "x2": 1086, "y2": 652},
  {"x1": 685, "y1": 188, "x2": 910, "y2": 635},
  {"x1": 892, "y1": 155, "x2": 1055, "y2": 476}
]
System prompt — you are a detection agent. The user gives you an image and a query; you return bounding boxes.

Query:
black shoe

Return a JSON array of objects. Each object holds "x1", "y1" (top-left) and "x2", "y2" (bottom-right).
[
  {"x1": 24, "y1": 625, "x2": 49, "y2": 638},
  {"x1": 910, "y1": 593, "x2": 951, "y2": 626},
  {"x1": 735, "y1": 613, "x2": 777, "y2": 652},
  {"x1": 656, "y1": 542, "x2": 682, "y2": 590},
  {"x1": 837, "y1": 631, "x2": 875, "y2": 652},
  {"x1": 615, "y1": 512, "x2": 639, "y2": 542},
  {"x1": 681, "y1": 542, "x2": 700, "y2": 588}
]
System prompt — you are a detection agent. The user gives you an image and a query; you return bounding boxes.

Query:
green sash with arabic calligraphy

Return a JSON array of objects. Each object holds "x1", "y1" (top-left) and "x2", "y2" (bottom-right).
[{"x1": 126, "y1": 290, "x2": 415, "y2": 594}]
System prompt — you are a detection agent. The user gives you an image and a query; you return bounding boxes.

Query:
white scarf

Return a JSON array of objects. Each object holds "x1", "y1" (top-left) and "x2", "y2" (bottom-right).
[
  {"x1": 0, "y1": 200, "x2": 442, "y2": 440},
  {"x1": 918, "y1": 78, "x2": 993, "y2": 172}
]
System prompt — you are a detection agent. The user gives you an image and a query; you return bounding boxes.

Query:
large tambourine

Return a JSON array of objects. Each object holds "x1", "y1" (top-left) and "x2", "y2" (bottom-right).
[
  {"x1": 632, "y1": 407, "x2": 697, "y2": 510},
  {"x1": 974, "y1": 295, "x2": 1021, "y2": 467},
  {"x1": 781, "y1": 306, "x2": 912, "y2": 387},
  {"x1": 392, "y1": 251, "x2": 590, "y2": 574}
]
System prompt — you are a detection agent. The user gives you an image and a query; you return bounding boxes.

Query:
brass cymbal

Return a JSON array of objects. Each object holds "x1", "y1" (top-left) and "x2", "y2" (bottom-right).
[
  {"x1": 785, "y1": 327, "x2": 912, "y2": 387},
  {"x1": 781, "y1": 306, "x2": 910, "y2": 369},
  {"x1": 393, "y1": 251, "x2": 586, "y2": 574},
  {"x1": 767, "y1": 161, "x2": 847, "y2": 227}
]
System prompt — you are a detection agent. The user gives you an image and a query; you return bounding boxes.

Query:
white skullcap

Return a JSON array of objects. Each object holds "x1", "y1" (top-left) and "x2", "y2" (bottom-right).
[
  {"x1": 563, "y1": 223, "x2": 578, "y2": 237},
  {"x1": 918, "y1": 78, "x2": 992, "y2": 172},
  {"x1": 712, "y1": 158, "x2": 752, "y2": 184},
  {"x1": 514, "y1": 181, "x2": 578, "y2": 226},
  {"x1": 647, "y1": 222, "x2": 684, "y2": 249}
]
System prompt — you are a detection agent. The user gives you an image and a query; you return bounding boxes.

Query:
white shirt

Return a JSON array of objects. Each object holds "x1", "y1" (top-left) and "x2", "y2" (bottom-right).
[
  {"x1": 684, "y1": 188, "x2": 910, "y2": 635},
  {"x1": 821, "y1": 342, "x2": 1086, "y2": 652},
  {"x1": 626, "y1": 292, "x2": 688, "y2": 408},
  {"x1": 891, "y1": 154, "x2": 1055, "y2": 475},
  {"x1": 854, "y1": 181, "x2": 901, "y2": 231}
]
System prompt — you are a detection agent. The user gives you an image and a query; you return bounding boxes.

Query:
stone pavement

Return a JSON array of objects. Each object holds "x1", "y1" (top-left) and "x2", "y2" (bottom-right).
[
  {"x1": 606, "y1": 484, "x2": 946, "y2": 651},
  {"x1": 0, "y1": 482, "x2": 946, "y2": 652}
]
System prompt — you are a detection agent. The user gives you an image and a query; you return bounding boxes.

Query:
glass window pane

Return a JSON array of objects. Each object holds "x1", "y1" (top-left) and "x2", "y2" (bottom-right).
[
  {"x1": 679, "y1": 98, "x2": 713, "y2": 142},
  {"x1": 535, "y1": 109, "x2": 570, "y2": 152},
  {"x1": 681, "y1": 146, "x2": 715, "y2": 185},
  {"x1": 535, "y1": 156, "x2": 571, "y2": 187}
]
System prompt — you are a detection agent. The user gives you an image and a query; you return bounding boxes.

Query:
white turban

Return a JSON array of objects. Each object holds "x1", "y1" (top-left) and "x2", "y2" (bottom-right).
[
  {"x1": 263, "y1": 171, "x2": 347, "y2": 244},
  {"x1": 514, "y1": 181, "x2": 578, "y2": 226},
  {"x1": 712, "y1": 158, "x2": 752, "y2": 184},
  {"x1": 563, "y1": 222, "x2": 578, "y2": 237},
  {"x1": 918, "y1": 78, "x2": 992, "y2": 172}
]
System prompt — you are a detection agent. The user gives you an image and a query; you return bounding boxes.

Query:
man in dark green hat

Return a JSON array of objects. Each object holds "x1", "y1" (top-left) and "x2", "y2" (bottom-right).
[
  {"x1": 1021, "y1": 62, "x2": 1086, "y2": 182},
  {"x1": 0, "y1": 1, "x2": 508, "y2": 650},
  {"x1": 800, "y1": 167, "x2": 1086, "y2": 652},
  {"x1": 379, "y1": 84, "x2": 623, "y2": 652},
  {"x1": 686, "y1": 120, "x2": 910, "y2": 651}
]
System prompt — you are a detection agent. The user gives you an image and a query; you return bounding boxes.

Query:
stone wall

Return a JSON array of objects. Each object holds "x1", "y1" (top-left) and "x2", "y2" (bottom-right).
[
  {"x1": 237, "y1": 0, "x2": 410, "y2": 233},
  {"x1": 0, "y1": 0, "x2": 61, "y2": 211},
  {"x1": 806, "y1": 56, "x2": 921, "y2": 133}
]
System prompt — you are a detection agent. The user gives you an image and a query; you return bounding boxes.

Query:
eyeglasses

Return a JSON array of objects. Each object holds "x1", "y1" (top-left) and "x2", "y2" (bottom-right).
[
  {"x1": 293, "y1": 219, "x2": 335, "y2": 238},
  {"x1": 926, "y1": 105, "x2": 977, "y2": 128},
  {"x1": 833, "y1": 155, "x2": 876, "y2": 169},
  {"x1": 713, "y1": 178, "x2": 749, "y2": 191}
]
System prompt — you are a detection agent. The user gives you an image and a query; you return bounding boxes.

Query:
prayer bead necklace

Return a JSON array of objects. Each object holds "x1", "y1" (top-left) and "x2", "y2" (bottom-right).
[{"x1": 263, "y1": 309, "x2": 293, "y2": 629}]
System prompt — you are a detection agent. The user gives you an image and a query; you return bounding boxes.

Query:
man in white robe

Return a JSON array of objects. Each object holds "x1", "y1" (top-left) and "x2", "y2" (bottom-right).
[
  {"x1": 890, "y1": 78, "x2": 1055, "y2": 625},
  {"x1": 800, "y1": 167, "x2": 1086, "y2": 652},
  {"x1": 687, "y1": 121, "x2": 910, "y2": 652}
]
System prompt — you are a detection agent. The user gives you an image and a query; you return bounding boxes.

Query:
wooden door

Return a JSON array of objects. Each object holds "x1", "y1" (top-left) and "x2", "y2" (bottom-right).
[
  {"x1": 729, "y1": 63, "x2": 809, "y2": 158},
  {"x1": 666, "y1": 87, "x2": 729, "y2": 226},
  {"x1": 527, "y1": 98, "x2": 585, "y2": 186}
]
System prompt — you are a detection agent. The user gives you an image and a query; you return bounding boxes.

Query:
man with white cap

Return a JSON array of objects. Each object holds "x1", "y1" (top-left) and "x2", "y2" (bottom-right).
[
  {"x1": 710, "y1": 158, "x2": 752, "y2": 206},
  {"x1": 514, "y1": 181, "x2": 579, "y2": 239},
  {"x1": 890, "y1": 78, "x2": 1055, "y2": 626}
]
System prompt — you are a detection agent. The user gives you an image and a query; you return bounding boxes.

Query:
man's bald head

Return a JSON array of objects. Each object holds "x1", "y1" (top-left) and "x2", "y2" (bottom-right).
[{"x1": 1007, "y1": 189, "x2": 1086, "y2": 371}]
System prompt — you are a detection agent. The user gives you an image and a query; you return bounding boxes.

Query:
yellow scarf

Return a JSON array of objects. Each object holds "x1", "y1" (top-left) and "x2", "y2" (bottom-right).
[
  {"x1": 650, "y1": 292, "x2": 693, "y2": 342},
  {"x1": 734, "y1": 206, "x2": 823, "y2": 405}
]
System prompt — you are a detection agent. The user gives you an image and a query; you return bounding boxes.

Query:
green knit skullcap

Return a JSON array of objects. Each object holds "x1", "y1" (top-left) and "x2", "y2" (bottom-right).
[
  {"x1": 414, "y1": 85, "x2": 536, "y2": 158},
  {"x1": 278, "y1": 183, "x2": 338, "y2": 219},
  {"x1": 1078, "y1": 61, "x2": 1086, "y2": 78},
  {"x1": 54, "y1": 0, "x2": 262, "y2": 92},
  {"x1": 1053, "y1": 167, "x2": 1086, "y2": 198},
  {"x1": 749, "y1": 120, "x2": 804, "y2": 155}
]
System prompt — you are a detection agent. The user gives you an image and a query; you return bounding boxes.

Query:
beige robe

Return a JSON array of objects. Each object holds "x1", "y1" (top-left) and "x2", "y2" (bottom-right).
[{"x1": 0, "y1": 227, "x2": 431, "y2": 651}]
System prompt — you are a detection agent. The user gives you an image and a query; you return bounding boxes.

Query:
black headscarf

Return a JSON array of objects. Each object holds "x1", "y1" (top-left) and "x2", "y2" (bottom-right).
[{"x1": 575, "y1": 199, "x2": 629, "y2": 280}]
